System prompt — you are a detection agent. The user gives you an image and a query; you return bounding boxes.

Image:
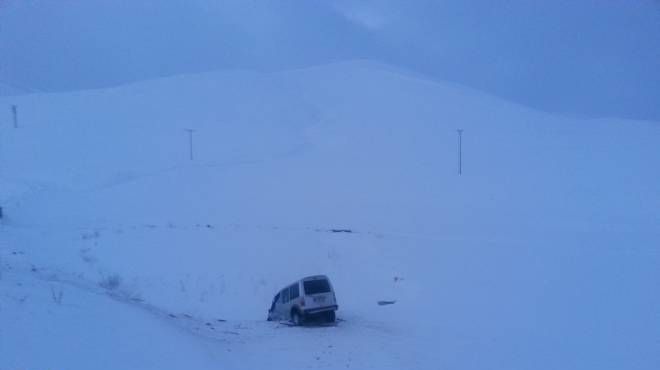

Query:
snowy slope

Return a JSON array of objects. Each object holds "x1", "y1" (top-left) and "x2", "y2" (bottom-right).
[
  {"x1": 1, "y1": 61, "x2": 659, "y2": 370},
  {"x1": 0, "y1": 82, "x2": 28, "y2": 96}
]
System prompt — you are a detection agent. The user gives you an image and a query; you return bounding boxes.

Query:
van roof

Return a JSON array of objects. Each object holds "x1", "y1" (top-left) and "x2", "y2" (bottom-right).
[
  {"x1": 301, "y1": 275, "x2": 328, "y2": 281},
  {"x1": 281, "y1": 275, "x2": 329, "y2": 290}
]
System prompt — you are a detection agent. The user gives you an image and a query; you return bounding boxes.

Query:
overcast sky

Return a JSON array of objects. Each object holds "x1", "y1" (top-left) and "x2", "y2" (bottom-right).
[{"x1": 1, "y1": 0, "x2": 659, "y2": 121}]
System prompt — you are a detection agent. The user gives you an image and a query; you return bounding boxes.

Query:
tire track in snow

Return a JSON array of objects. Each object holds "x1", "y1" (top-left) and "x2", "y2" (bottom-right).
[
  {"x1": 2, "y1": 261, "x2": 244, "y2": 344},
  {"x1": 2, "y1": 255, "x2": 362, "y2": 347}
]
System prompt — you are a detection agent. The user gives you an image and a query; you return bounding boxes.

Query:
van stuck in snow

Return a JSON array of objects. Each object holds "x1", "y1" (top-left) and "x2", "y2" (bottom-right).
[{"x1": 267, "y1": 275, "x2": 338, "y2": 325}]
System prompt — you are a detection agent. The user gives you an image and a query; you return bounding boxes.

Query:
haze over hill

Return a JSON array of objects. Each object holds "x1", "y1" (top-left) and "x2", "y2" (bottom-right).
[{"x1": 1, "y1": 0, "x2": 660, "y2": 121}]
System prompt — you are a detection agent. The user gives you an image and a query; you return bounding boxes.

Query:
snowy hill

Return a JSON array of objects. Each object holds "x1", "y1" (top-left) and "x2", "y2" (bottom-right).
[
  {"x1": 1, "y1": 61, "x2": 659, "y2": 370},
  {"x1": 2, "y1": 0, "x2": 660, "y2": 121}
]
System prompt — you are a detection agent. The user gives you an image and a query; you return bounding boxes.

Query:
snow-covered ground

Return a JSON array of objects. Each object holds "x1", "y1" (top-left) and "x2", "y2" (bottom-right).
[{"x1": 1, "y1": 61, "x2": 659, "y2": 369}]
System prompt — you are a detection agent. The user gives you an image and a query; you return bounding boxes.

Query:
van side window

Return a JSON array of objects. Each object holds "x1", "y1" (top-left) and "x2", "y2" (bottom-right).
[
  {"x1": 282, "y1": 288, "x2": 290, "y2": 303},
  {"x1": 289, "y1": 283, "x2": 299, "y2": 300},
  {"x1": 270, "y1": 293, "x2": 280, "y2": 311}
]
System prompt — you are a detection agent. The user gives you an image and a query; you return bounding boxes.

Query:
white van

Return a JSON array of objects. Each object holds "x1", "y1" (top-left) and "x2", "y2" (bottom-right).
[{"x1": 267, "y1": 275, "x2": 338, "y2": 325}]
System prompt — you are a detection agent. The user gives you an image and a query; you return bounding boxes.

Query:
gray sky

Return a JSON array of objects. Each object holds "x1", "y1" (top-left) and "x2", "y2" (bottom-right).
[{"x1": 1, "y1": 0, "x2": 659, "y2": 121}]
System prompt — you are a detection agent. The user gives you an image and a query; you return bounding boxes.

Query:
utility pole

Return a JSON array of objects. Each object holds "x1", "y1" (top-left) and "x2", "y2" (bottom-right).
[
  {"x1": 185, "y1": 128, "x2": 195, "y2": 160},
  {"x1": 457, "y1": 129, "x2": 463, "y2": 175},
  {"x1": 11, "y1": 105, "x2": 17, "y2": 128}
]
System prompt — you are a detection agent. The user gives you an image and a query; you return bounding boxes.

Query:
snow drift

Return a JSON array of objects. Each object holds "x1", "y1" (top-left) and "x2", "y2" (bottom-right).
[{"x1": 1, "y1": 61, "x2": 659, "y2": 370}]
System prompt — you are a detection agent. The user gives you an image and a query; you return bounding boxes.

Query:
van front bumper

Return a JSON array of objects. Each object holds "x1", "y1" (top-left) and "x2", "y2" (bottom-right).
[{"x1": 303, "y1": 305, "x2": 338, "y2": 315}]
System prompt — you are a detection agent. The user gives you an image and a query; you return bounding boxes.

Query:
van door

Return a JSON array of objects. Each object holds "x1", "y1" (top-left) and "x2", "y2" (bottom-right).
[
  {"x1": 269, "y1": 293, "x2": 280, "y2": 318},
  {"x1": 280, "y1": 287, "x2": 290, "y2": 319},
  {"x1": 302, "y1": 278, "x2": 335, "y2": 310},
  {"x1": 289, "y1": 283, "x2": 301, "y2": 310}
]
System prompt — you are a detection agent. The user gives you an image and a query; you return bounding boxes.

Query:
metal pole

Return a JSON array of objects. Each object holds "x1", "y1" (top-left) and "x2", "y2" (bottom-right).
[
  {"x1": 457, "y1": 129, "x2": 463, "y2": 175},
  {"x1": 11, "y1": 105, "x2": 17, "y2": 128},
  {"x1": 185, "y1": 129, "x2": 195, "y2": 160}
]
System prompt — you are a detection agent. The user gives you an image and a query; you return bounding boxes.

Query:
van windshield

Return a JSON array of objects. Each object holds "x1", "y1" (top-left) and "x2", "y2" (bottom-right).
[{"x1": 303, "y1": 279, "x2": 331, "y2": 295}]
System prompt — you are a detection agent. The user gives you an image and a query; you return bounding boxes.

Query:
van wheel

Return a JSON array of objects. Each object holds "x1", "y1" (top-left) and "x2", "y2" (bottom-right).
[
  {"x1": 291, "y1": 310, "x2": 303, "y2": 326},
  {"x1": 326, "y1": 310, "x2": 336, "y2": 323}
]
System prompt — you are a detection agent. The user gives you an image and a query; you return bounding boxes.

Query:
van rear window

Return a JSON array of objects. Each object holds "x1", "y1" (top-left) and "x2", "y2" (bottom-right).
[{"x1": 303, "y1": 279, "x2": 330, "y2": 295}]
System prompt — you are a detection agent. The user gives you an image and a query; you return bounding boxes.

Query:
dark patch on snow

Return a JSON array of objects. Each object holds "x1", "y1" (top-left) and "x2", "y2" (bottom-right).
[{"x1": 377, "y1": 300, "x2": 396, "y2": 306}]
